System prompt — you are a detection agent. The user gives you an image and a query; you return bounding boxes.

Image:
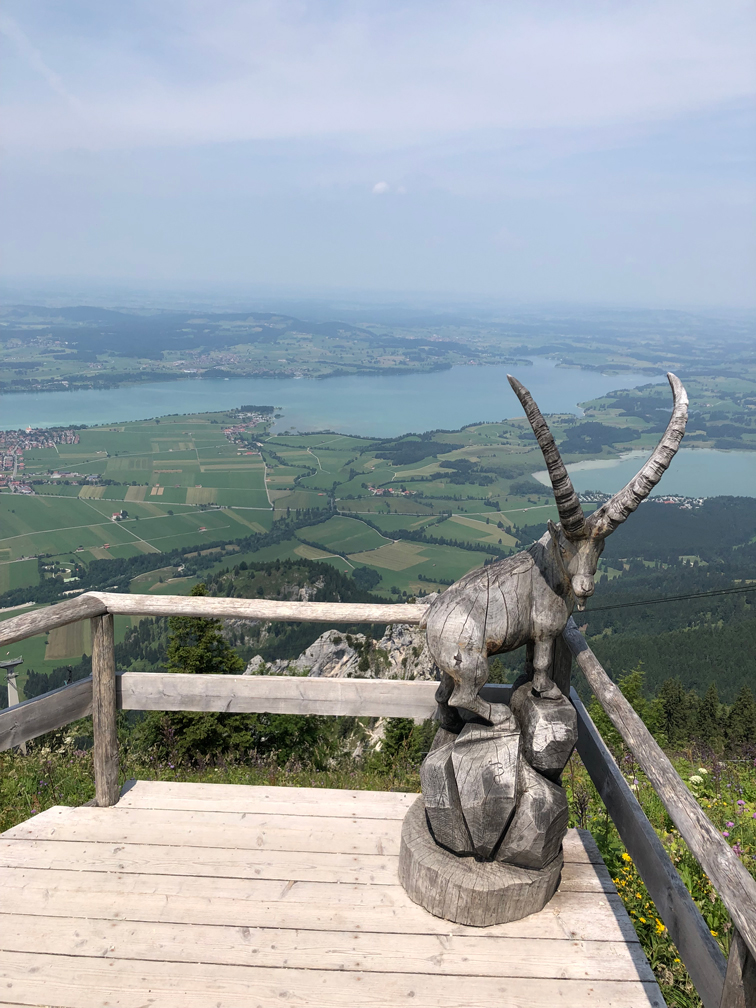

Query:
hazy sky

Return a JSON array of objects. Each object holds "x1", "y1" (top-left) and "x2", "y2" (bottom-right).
[{"x1": 2, "y1": 1, "x2": 755, "y2": 307}]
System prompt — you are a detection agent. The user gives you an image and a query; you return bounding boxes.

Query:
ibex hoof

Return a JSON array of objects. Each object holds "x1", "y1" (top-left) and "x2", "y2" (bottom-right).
[{"x1": 532, "y1": 679, "x2": 562, "y2": 701}]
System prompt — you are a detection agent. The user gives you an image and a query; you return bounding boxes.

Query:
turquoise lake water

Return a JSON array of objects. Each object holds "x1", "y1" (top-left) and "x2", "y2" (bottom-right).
[
  {"x1": 3, "y1": 359, "x2": 753, "y2": 497},
  {"x1": 535, "y1": 448, "x2": 756, "y2": 499},
  {"x1": 0, "y1": 358, "x2": 659, "y2": 436}
]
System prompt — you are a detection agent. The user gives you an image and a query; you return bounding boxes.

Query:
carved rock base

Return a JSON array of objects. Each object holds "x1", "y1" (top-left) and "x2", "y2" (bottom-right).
[{"x1": 398, "y1": 796, "x2": 563, "y2": 927}]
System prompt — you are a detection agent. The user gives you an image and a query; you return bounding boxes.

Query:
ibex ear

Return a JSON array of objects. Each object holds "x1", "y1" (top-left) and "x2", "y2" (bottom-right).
[{"x1": 547, "y1": 519, "x2": 561, "y2": 545}]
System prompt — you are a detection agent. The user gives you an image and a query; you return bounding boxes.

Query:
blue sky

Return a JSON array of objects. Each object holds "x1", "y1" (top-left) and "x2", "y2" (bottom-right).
[{"x1": 1, "y1": 1, "x2": 754, "y2": 306}]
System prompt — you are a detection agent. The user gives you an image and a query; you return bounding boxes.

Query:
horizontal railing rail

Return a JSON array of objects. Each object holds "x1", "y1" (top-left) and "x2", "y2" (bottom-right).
[
  {"x1": 1, "y1": 593, "x2": 753, "y2": 1006},
  {"x1": 0, "y1": 592, "x2": 427, "y2": 649}
]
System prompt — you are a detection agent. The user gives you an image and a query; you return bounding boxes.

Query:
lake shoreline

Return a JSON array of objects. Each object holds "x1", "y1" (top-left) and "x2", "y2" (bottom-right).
[{"x1": 0, "y1": 357, "x2": 663, "y2": 436}]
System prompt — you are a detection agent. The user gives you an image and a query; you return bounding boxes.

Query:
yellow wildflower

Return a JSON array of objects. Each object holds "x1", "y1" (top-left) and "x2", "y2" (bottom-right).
[
  {"x1": 622, "y1": 853, "x2": 632, "y2": 862},
  {"x1": 711, "y1": 930, "x2": 718, "y2": 937}
]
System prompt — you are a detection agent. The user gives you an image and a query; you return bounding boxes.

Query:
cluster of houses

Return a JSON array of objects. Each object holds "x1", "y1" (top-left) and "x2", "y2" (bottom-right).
[
  {"x1": 0, "y1": 426, "x2": 79, "y2": 451},
  {"x1": 223, "y1": 413, "x2": 268, "y2": 452},
  {"x1": 367, "y1": 485, "x2": 417, "y2": 497}
]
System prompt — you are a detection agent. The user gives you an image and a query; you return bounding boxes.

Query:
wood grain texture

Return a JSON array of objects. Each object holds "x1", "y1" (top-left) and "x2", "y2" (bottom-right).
[
  {"x1": 0, "y1": 913, "x2": 656, "y2": 981},
  {"x1": 565, "y1": 619, "x2": 756, "y2": 966},
  {"x1": 0, "y1": 677, "x2": 92, "y2": 752},
  {"x1": 91, "y1": 614, "x2": 119, "y2": 807},
  {"x1": 0, "y1": 952, "x2": 667, "y2": 1008},
  {"x1": 0, "y1": 840, "x2": 612, "y2": 889},
  {"x1": 92, "y1": 591, "x2": 428, "y2": 624},
  {"x1": 117, "y1": 671, "x2": 438, "y2": 719},
  {"x1": 2, "y1": 804, "x2": 406, "y2": 855},
  {"x1": 399, "y1": 796, "x2": 562, "y2": 926},
  {"x1": 116, "y1": 779, "x2": 419, "y2": 817},
  {"x1": 720, "y1": 929, "x2": 756, "y2": 1008},
  {"x1": 0, "y1": 593, "x2": 106, "y2": 648},
  {"x1": 0, "y1": 783, "x2": 664, "y2": 1008},
  {"x1": 572, "y1": 685, "x2": 726, "y2": 1008}
]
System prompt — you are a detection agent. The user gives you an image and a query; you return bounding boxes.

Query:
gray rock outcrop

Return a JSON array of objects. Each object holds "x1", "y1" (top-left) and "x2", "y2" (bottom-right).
[{"x1": 244, "y1": 623, "x2": 437, "y2": 681}]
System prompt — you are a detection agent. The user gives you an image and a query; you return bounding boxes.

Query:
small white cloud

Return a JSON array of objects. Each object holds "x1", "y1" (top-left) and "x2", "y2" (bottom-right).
[{"x1": 372, "y1": 181, "x2": 389, "y2": 195}]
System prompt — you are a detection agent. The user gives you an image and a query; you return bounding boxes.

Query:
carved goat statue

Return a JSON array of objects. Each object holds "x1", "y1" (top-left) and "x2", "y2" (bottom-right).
[{"x1": 422, "y1": 372, "x2": 688, "y2": 725}]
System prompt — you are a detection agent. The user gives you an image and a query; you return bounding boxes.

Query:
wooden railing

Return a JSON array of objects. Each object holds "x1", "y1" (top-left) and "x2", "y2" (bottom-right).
[{"x1": 0, "y1": 593, "x2": 754, "y2": 1008}]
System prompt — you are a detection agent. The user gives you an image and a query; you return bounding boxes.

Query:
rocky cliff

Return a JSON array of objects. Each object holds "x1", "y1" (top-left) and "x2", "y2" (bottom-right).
[{"x1": 244, "y1": 623, "x2": 438, "y2": 681}]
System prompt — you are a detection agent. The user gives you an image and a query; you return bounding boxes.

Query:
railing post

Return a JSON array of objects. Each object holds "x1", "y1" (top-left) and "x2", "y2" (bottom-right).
[
  {"x1": 720, "y1": 929, "x2": 756, "y2": 1008},
  {"x1": 91, "y1": 614, "x2": 119, "y2": 806}
]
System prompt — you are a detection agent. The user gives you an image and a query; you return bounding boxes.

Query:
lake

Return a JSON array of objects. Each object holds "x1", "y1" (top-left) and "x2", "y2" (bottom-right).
[
  {"x1": 0, "y1": 357, "x2": 659, "y2": 436},
  {"x1": 535, "y1": 448, "x2": 756, "y2": 499}
]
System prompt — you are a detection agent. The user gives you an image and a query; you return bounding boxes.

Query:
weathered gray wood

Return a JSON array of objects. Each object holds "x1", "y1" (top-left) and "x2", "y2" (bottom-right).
[
  {"x1": 91, "y1": 614, "x2": 119, "y2": 807},
  {"x1": 0, "y1": 677, "x2": 92, "y2": 751},
  {"x1": 571, "y1": 683, "x2": 727, "y2": 1008},
  {"x1": 117, "y1": 671, "x2": 438, "y2": 719},
  {"x1": 495, "y1": 758, "x2": 569, "y2": 870},
  {"x1": 0, "y1": 838, "x2": 611, "y2": 888},
  {"x1": 565, "y1": 620, "x2": 756, "y2": 967},
  {"x1": 0, "y1": 593, "x2": 107, "y2": 647},
  {"x1": 549, "y1": 632, "x2": 573, "y2": 697},
  {"x1": 0, "y1": 593, "x2": 426, "y2": 653},
  {"x1": 422, "y1": 372, "x2": 687, "y2": 719},
  {"x1": 0, "y1": 951, "x2": 668, "y2": 1008},
  {"x1": 720, "y1": 929, "x2": 756, "y2": 1008},
  {"x1": 93, "y1": 591, "x2": 427, "y2": 624},
  {"x1": 116, "y1": 779, "x2": 418, "y2": 817},
  {"x1": 0, "y1": 781, "x2": 665, "y2": 1007},
  {"x1": 0, "y1": 913, "x2": 656, "y2": 981},
  {"x1": 510, "y1": 683, "x2": 577, "y2": 781},
  {"x1": 450, "y1": 716, "x2": 520, "y2": 859},
  {"x1": 0, "y1": 864, "x2": 638, "y2": 940},
  {"x1": 2, "y1": 804, "x2": 406, "y2": 855},
  {"x1": 399, "y1": 796, "x2": 563, "y2": 926}
]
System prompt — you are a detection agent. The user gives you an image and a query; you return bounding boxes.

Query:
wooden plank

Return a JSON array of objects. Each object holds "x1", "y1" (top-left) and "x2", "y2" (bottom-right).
[
  {"x1": 0, "y1": 840, "x2": 611, "y2": 895},
  {"x1": 0, "y1": 593, "x2": 106, "y2": 648},
  {"x1": 565, "y1": 619, "x2": 756, "y2": 968},
  {"x1": 0, "y1": 952, "x2": 667, "y2": 1008},
  {"x1": 94, "y1": 591, "x2": 428, "y2": 625},
  {"x1": 116, "y1": 780, "x2": 418, "y2": 817},
  {"x1": 2, "y1": 805, "x2": 406, "y2": 855},
  {"x1": 0, "y1": 862, "x2": 613, "y2": 906},
  {"x1": 720, "y1": 928, "x2": 756, "y2": 1008},
  {"x1": 0, "y1": 839, "x2": 403, "y2": 885},
  {"x1": 0, "y1": 870, "x2": 639, "y2": 941},
  {"x1": 117, "y1": 672, "x2": 439, "y2": 719},
  {"x1": 0, "y1": 913, "x2": 655, "y2": 982},
  {"x1": 4, "y1": 806, "x2": 604, "y2": 858},
  {"x1": 118, "y1": 780, "x2": 419, "y2": 805},
  {"x1": 0, "y1": 678, "x2": 92, "y2": 752},
  {"x1": 91, "y1": 614, "x2": 119, "y2": 807}
]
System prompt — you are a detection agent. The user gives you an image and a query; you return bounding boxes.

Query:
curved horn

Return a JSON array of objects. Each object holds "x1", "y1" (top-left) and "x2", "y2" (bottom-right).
[
  {"x1": 587, "y1": 372, "x2": 688, "y2": 538},
  {"x1": 508, "y1": 374, "x2": 586, "y2": 539}
]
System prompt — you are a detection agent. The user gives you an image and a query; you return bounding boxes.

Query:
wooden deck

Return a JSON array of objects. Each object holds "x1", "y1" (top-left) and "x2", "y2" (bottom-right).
[{"x1": 0, "y1": 781, "x2": 665, "y2": 1008}]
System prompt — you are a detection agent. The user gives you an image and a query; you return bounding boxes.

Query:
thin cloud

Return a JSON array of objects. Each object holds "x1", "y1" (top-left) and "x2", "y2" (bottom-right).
[
  {"x1": 0, "y1": 13, "x2": 82, "y2": 111},
  {"x1": 1, "y1": 1, "x2": 754, "y2": 151}
]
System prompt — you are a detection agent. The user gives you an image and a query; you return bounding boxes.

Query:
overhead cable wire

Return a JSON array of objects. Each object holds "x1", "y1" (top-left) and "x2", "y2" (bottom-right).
[{"x1": 587, "y1": 582, "x2": 756, "y2": 613}]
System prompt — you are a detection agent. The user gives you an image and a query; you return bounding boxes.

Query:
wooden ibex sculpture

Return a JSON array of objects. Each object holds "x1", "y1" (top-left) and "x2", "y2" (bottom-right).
[{"x1": 422, "y1": 372, "x2": 688, "y2": 724}]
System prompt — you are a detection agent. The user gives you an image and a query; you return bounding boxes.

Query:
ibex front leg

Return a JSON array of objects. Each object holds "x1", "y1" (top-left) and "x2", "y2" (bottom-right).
[
  {"x1": 531, "y1": 637, "x2": 562, "y2": 699},
  {"x1": 442, "y1": 642, "x2": 495, "y2": 724}
]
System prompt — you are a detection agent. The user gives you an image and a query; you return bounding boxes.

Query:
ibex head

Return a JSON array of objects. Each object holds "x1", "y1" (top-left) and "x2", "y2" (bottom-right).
[{"x1": 508, "y1": 372, "x2": 688, "y2": 610}]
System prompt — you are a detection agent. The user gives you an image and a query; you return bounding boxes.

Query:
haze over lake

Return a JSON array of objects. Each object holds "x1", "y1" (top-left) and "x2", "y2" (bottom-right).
[{"x1": 0, "y1": 357, "x2": 658, "y2": 435}]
